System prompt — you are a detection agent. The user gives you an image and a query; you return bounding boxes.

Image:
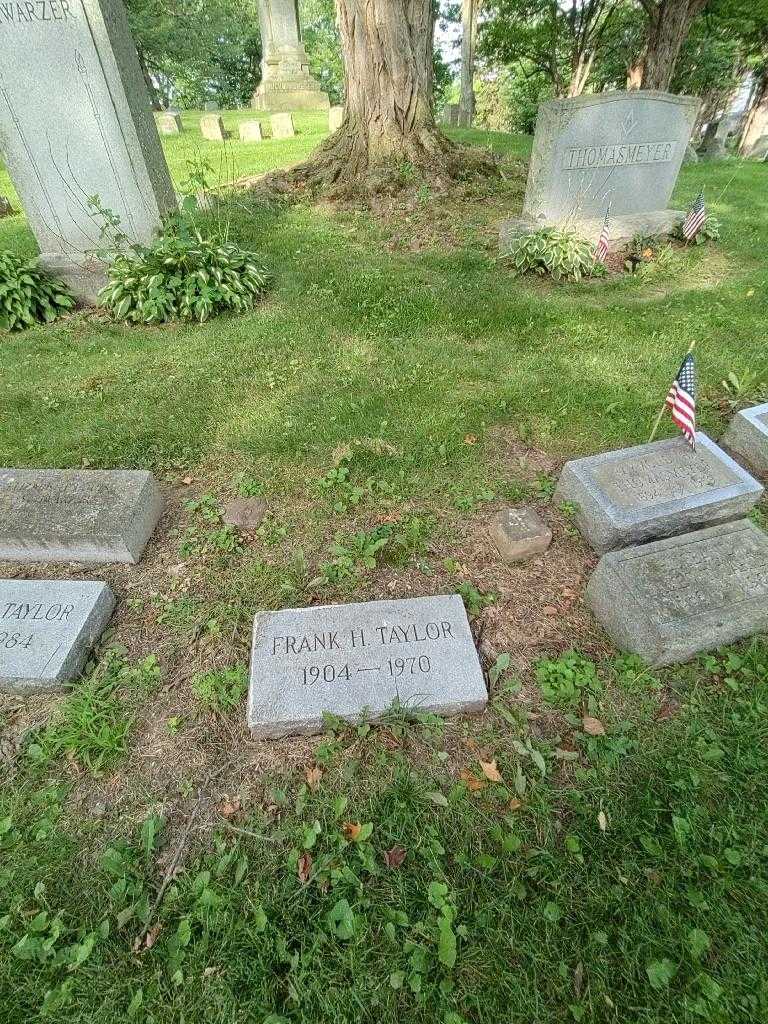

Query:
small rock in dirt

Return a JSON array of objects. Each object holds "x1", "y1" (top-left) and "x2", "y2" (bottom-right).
[
  {"x1": 221, "y1": 497, "x2": 267, "y2": 530},
  {"x1": 489, "y1": 506, "x2": 552, "y2": 562}
]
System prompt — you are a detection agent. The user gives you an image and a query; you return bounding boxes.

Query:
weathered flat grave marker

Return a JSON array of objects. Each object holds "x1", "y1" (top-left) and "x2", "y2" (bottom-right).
[
  {"x1": 554, "y1": 433, "x2": 762, "y2": 553},
  {"x1": 0, "y1": 579, "x2": 115, "y2": 692},
  {"x1": 248, "y1": 595, "x2": 487, "y2": 737},
  {"x1": 722, "y1": 403, "x2": 768, "y2": 475},
  {"x1": 200, "y1": 114, "x2": 226, "y2": 141},
  {"x1": 490, "y1": 507, "x2": 552, "y2": 562},
  {"x1": 587, "y1": 520, "x2": 768, "y2": 666},
  {"x1": 0, "y1": 469, "x2": 162, "y2": 564},
  {"x1": 270, "y1": 112, "x2": 295, "y2": 139},
  {"x1": 239, "y1": 119, "x2": 263, "y2": 142}
]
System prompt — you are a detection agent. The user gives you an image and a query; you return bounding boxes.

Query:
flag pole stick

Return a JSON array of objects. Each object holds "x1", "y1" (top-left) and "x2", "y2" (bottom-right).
[{"x1": 648, "y1": 340, "x2": 697, "y2": 444}]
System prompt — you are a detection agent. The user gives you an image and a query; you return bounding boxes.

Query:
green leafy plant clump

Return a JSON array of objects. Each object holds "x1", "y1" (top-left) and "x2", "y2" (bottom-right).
[
  {"x1": 100, "y1": 230, "x2": 269, "y2": 324},
  {"x1": 0, "y1": 249, "x2": 75, "y2": 332},
  {"x1": 501, "y1": 228, "x2": 605, "y2": 282},
  {"x1": 672, "y1": 213, "x2": 721, "y2": 245}
]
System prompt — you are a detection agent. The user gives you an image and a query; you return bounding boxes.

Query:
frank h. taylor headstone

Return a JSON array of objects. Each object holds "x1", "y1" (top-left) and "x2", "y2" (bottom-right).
[
  {"x1": 587, "y1": 520, "x2": 768, "y2": 666},
  {"x1": 251, "y1": 0, "x2": 329, "y2": 111},
  {"x1": 0, "y1": 469, "x2": 162, "y2": 564},
  {"x1": 722, "y1": 403, "x2": 768, "y2": 475},
  {"x1": 500, "y1": 91, "x2": 700, "y2": 250},
  {"x1": 0, "y1": 0, "x2": 177, "y2": 302},
  {"x1": 555, "y1": 433, "x2": 762, "y2": 553},
  {"x1": 0, "y1": 579, "x2": 115, "y2": 692},
  {"x1": 248, "y1": 594, "x2": 487, "y2": 737}
]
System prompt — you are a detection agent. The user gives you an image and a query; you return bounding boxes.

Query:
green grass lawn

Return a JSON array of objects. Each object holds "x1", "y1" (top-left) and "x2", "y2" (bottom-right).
[{"x1": 1, "y1": 118, "x2": 768, "y2": 1024}]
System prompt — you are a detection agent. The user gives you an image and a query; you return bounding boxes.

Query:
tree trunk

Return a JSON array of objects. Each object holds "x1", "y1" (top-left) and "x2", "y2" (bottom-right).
[
  {"x1": 739, "y1": 70, "x2": 768, "y2": 156},
  {"x1": 641, "y1": 0, "x2": 708, "y2": 92},
  {"x1": 136, "y1": 46, "x2": 162, "y2": 111},
  {"x1": 458, "y1": 0, "x2": 477, "y2": 127},
  {"x1": 627, "y1": 61, "x2": 643, "y2": 90}
]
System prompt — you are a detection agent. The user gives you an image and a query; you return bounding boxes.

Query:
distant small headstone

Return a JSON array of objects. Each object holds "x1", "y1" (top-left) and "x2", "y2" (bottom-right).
[
  {"x1": 0, "y1": 579, "x2": 115, "y2": 693},
  {"x1": 0, "y1": 196, "x2": 13, "y2": 218},
  {"x1": 270, "y1": 112, "x2": 295, "y2": 139},
  {"x1": 489, "y1": 507, "x2": 552, "y2": 562},
  {"x1": 329, "y1": 105, "x2": 344, "y2": 132},
  {"x1": 222, "y1": 497, "x2": 268, "y2": 529},
  {"x1": 156, "y1": 112, "x2": 183, "y2": 135},
  {"x1": 204, "y1": 101, "x2": 220, "y2": 112},
  {"x1": 248, "y1": 594, "x2": 487, "y2": 737},
  {"x1": 200, "y1": 114, "x2": 227, "y2": 141},
  {"x1": 239, "y1": 119, "x2": 264, "y2": 142},
  {"x1": 587, "y1": 520, "x2": 768, "y2": 666},
  {"x1": 554, "y1": 434, "x2": 762, "y2": 553},
  {"x1": 745, "y1": 135, "x2": 768, "y2": 160},
  {"x1": 0, "y1": 469, "x2": 163, "y2": 564},
  {"x1": 683, "y1": 143, "x2": 699, "y2": 164},
  {"x1": 442, "y1": 104, "x2": 459, "y2": 127},
  {"x1": 722, "y1": 403, "x2": 768, "y2": 475}
]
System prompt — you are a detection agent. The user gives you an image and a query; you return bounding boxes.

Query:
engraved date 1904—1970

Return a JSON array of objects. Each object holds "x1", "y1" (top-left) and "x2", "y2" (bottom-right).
[{"x1": 301, "y1": 656, "x2": 432, "y2": 686}]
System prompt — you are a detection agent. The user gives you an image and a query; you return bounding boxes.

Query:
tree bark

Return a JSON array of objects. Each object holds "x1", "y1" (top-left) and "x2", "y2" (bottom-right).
[
  {"x1": 136, "y1": 45, "x2": 162, "y2": 111},
  {"x1": 458, "y1": 0, "x2": 477, "y2": 127},
  {"x1": 739, "y1": 69, "x2": 768, "y2": 156},
  {"x1": 640, "y1": 0, "x2": 709, "y2": 92}
]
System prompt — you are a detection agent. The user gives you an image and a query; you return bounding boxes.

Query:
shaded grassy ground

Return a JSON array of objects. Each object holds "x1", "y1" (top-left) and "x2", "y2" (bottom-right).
[{"x1": 1, "y1": 119, "x2": 768, "y2": 1024}]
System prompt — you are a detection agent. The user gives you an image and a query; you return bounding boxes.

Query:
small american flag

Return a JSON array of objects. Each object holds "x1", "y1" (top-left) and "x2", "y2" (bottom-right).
[
  {"x1": 682, "y1": 191, "x2": 706, "y2": 241},
  {"x1": 595, "y1": 207, "x2": 610, "y2": 263},
  {"x1": 666, "y1": 353, "x2": 696, "y2": 449}
]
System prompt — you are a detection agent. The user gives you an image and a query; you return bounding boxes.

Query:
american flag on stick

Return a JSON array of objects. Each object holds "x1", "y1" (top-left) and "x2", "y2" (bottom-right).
[
  {"x1": 666, "y1": 352, "x2": 697, "y2": 449},
  {"x1": 682, "y1": 190, "x2": 706, "y2": 241},
  {"x1": 595, "y1": 206, "x2": 610, "y2": 263}
]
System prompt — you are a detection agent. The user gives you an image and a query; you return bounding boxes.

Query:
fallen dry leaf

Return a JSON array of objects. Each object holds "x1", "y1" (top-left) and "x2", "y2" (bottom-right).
[
  {"x1": 297, "y1": 851, "x2": 313, "y2": 884},
  {"x1": 133, "y1": 923, "x2": 162, "y2": 953},
  {"x1": 597, "y1": 810, "x2": 608, "y2": 832},
  {"x1": 218, "y1": 795, "x2": 241, "y2": 819},
  {"x1": 463, "y1": 434, "x2": 477, "y2": 445},
  {"x1": 582, "y1": 716, "x2": 606, "y2": 737},
  {"x1": 459, "y1": 769, "x2": 486, "y2": 793},
  {"x1": 383, "y1": 845, "x2": 407, "y2": 869},
  {"x1": 305, "y1": 765, "x2": 323, "y2": 792},
  {"x1": 342, "y1": 821, "x2": 362, "y2": 842},
  {"x1": 507, "y1": 798, "x2": 522, "y2": 812},
  {"x1": 378, "y1": 729, "x2": 401, "y2": 750},
  {"x1": 479, "y1": 758, "x2": 504, "y2": 783},
  {"x1": 543, "y1": 605, "x2": 559, "y2": 616},
  {"x1": 181, "y1": 475, "x2": 195, "y2": 485}
]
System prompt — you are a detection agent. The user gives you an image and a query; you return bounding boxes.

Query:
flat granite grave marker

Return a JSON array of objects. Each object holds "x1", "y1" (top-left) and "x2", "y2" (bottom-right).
[
  {"x1": 0, "y1": 579, "x2": 115, "y2": 692},
  {"x1": 239, "y1": 119, "x2": 263, "y2": 142},
  {"x1": 554, "y1": 433, "x2": 762, "y2": 553},
  {"x1": 0, "y1": 469, "x2": 163, "y2": 564},
  {"x1": 586, "y1": 520, "x2": 768, "y2": 666},
  {"x1": 489, "y1": 507, "x2": 552, "y2": 562},
  {"x1": 200, "y1": 114, "x2": 227, "y2": 141},
  {"x1": 248, "y1": 594, "x2": 487, "y2": 737},
  {"x1": 270, "y1": 112, "x2": 295, "y2": 139},
  {"x1": 722, "y1": 403, "x2": 768, "y2": 475},
  {"x1": 500, "y1": 90, "x2": 700, "y2": 249},
  {"x1": 0, "y1": 0, "x2": 177, "y2": 302}
]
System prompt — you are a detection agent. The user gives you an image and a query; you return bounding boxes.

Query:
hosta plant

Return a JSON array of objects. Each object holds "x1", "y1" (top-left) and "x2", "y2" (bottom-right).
[
  {"x1": 671, "y1": 214, "x2": 721, "y2": 245},
  {"x1": 100, "y1": 229, "x2": 269, "y2": 324},
  {"x1": 0, "y1": 249, "x2": 74, "y2": 331},
  {"x1": 501, "y1": 228, "x2": 605, "y2": 282}
]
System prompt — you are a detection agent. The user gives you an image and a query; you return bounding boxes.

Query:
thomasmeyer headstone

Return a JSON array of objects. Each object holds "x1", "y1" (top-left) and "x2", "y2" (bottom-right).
[
  {"x1": 200, "y1": 113, "x2": 226, "y2": 141},
  {"x1": 270, "y1": 112, "x2": 295, "y2": 139},
  {"x1": 554, "y1": 433, "x2": 762, "y2": 553},
  {"x1": 722, "y1": 403, "x2": 768, "y2": 475},
  {"x1": 0, "y1": 0, "x2": 177, "y2": 302},
  {"x1": 239, "y1": 119, "x2": 263, "y2": 142},
  {"x1": 587, "y1": 520, "x2": 768, "y2": 666},
  {"x1": 248, "y1": 594, "x2": 487, "y2": 737},
  {"x1": 156, "y1": 112, "x2": 183, "y2": 135},
  {"x1": 0, "y1": 579, "x2": 115, "y2": 693},
  {"x1": 500, "y1": 91, "x2": 700, "y2": 250},
  {"x1": 0, "y1": 469, "x2": 163, "y2": 564}
]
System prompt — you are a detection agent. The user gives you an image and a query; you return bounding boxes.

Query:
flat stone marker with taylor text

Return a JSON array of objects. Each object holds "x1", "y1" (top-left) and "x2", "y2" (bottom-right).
[
  {"x1": 722, "y1": 403, "x2": 768, "y2": 475},
  {"x1": 270, "y1": 112, "x2": 295, "y2": 139},
  {"x1": 0, "y1": 579, "x2": 115, "y2": 692},
  {"x1": 0, "y1": 469, "x2": 163, "y2": 564},
  {"x1": 586, "y1": 520, "x2": 768, "y2": 667},
  {"x1": 239, "y1": 119, "x2": 263, "y2": 142},
  {"x1": 248, "y1": 594, "x2": 487, "y2": 737},
  {"x1": 490, "y1": 507, "x2": 552, "y2": 562},
  {"x1": 554, "y1": 433, "x2": 762, "y2": 553}
]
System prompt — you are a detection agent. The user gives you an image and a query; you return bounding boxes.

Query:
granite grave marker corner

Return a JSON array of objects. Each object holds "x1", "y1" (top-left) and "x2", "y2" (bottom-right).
[
  {"x1": 586, "y1": 520, "x2": 768, "y2": 667},
  {"x1": 0, "y1": 469, "x2": 163, "y2": 564},
  {"x1": 554, "y1": 433, "x2": 762, "y2": 553},
  {"x1": 0, "y1": 0, "x2": 177, "y2": 303},
  {"x1": 721, "y1": 403, "x2": 768, "y2": 475},
  {"x1": 0, "y1": 579, "x2": 115, "y2": 693},
  {"x1": 248, "y1": 594, "x2": 487, "y2": 738},
  {"x1": 500, "y1": 90, "x2": 700, "y2": 251}
]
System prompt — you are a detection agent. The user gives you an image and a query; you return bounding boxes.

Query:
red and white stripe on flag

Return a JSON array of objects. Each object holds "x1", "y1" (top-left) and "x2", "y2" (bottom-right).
[{"x1": 666, "y1": 381, "x2": 696, "y2": 447}]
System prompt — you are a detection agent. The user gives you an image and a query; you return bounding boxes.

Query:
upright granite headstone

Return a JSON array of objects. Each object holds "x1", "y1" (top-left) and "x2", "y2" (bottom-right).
[
  {"x1": 722, "y1": 402, "x2": 768, "y2": 475},
  {"x1": 500, "y1": 91, "x2": 700, "y2": 250},
  {"x1": 248, "y1": 594, "x2": 487, "y2": 737},
  {"x1": 0, "y1": 469, "x2": 163, "y2": 564},
  {"x1": 554, "y1": 433, "x2": 762, "y2": 553},
  {"x1": 0, "y1": 0, "x2": 177, "y2": 302},
  {"x1": 270, "y1": 112, "x2": 295, "y2": 139},
  {"x1": 442, "y1": 104, "x2": 459, "y2": 127},
  {"x1": 156, "y1": 112, "x2": 183, "y2": 135},
  {"x1": 200, "y1": 114, "x2": 227, "y2": 141},
  {"x1": 587, "y1": 520, "x2": 768, "y2": 666},
  {"x1": 239, "y1": 119, "x2": 264, "y2": 142},
  {"x1": 0, "y1": 579, "x2": 115, "y2": 693},
  {"x1": 203, "y1": 100, "x2": 220, "y2": 112},
  {"x1": 251, "y1": 0, "x2": 329, "y2": 111},
  {"x1": 328, "y1": 105, "x2": 344, "y2": 132}
]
